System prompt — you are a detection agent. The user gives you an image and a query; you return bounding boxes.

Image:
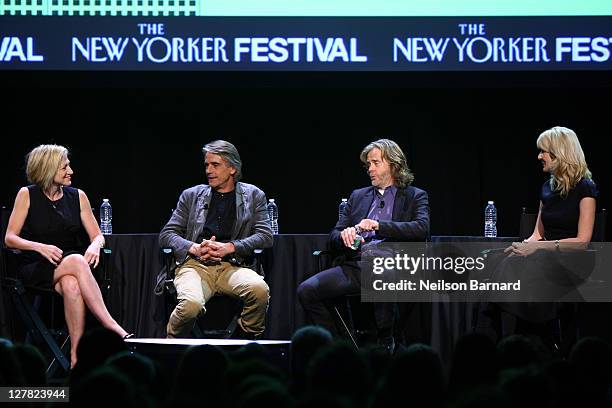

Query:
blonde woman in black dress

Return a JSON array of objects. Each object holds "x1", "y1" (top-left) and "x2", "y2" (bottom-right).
[{"x1": 5, "y1": 144, "x2": 131, "y2": 368}]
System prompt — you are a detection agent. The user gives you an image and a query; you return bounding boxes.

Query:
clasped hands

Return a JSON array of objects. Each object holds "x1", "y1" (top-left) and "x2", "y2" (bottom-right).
[
  {"x1": 190, "y1": 236, "x2": 235, "y2": 262},
  {"x1": 340, "y1": 219, "x2": 379, "y2": 248}
]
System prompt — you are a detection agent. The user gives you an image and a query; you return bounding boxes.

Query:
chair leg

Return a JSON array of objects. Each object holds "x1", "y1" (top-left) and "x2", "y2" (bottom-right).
[
  {"x1": 191, "y1": 320, "x2": 204, "y2": 338},
  {"x1": 191, "y1": 318, "x2": 235, "y2": 339},
  {"x1": 191, "y1": 298, "x2": 243, "y2": 339},
  {"x1": 48, "y1": 335, "x2": 71, "y2": 377},
  {"x1": 332, "y1": 305, "x2": 358, "y2": 349},
  {"x1": 551, "y1": 317, "x2": 563, "y2": 354},
  {"x1": 8, "y1": 282, "x2": 70, "y2": 373},
  {"x1": 345, "y1": 299, "x2": 357, "y2": 336},
  {"x1": 224, "y1": 315, "x2": 239, "y2": 339}
]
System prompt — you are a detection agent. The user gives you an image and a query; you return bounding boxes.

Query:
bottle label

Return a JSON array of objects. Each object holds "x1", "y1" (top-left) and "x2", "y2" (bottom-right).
[{"x1": 350, "y1": 235, "x2": 364, "y2": 250}]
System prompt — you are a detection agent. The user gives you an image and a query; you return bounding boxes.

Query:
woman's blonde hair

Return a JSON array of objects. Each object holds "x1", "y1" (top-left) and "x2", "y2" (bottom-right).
[
  {"x1": 360, "y1": 139, "x2": 414, "y2": 188},
  {"x1": 537, "y1": 126, "x2": 592, "y2": 197},
  {"x1": 26, "y1": 144, "x2": 69, "y2": 193}
]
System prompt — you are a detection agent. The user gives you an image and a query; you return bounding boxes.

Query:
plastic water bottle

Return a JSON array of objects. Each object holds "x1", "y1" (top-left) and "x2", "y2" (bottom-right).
[
  {"x1": 100, "y1": 199, "x2": 112, "y2": 235},
  {"x1": 484, "y1": 201, "x2": 497, "y2": 238},
  {"x1": 351, "y1": 227, "x2": 364, "y2": 250},
  {"x1": 338, "y1": 198, "x2": 348, "y2": 220},
  {"x1": 267, "y1": 199, "x2": 279, "y2": 235}
]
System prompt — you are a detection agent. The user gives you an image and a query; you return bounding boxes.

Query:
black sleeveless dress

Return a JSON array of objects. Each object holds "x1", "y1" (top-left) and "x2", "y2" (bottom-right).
[{"x1": 18, "y1": 185, "x2": 88, "y2": 287}]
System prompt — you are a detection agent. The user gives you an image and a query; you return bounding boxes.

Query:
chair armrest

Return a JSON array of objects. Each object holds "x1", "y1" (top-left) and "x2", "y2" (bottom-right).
[
  {"x1": 1, "y1": 247, "x2": 22, "y2": 281},
  {"x1": 160, "y1": 248, "x2": 175, "y2": 276},
  {"x1": 3, "y1": 247, "x2": 22, "y2": 256},
  {"x1": 154, "y1": 248, "x2": 177, "y2": 297},
  {"x1": 97, "y1": 247, "x2": 112, "y2": 294},
  {"x1": 252, "y1": 249, "x2": 265, "y2": 278},
  {"x1": 480, "y1": 247, "x2": 506, "y2": 258},
  {"x1": 312, "y1": 249, "x2": 334, "y2": 272}
]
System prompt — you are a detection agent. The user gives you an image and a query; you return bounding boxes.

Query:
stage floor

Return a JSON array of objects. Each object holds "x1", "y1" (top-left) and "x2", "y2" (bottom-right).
[
  {"x1": 124, "y1": 338, "x2": 292, "y2": 374},
  {"x1": 126, "y1": 338, "x2": 291, "y2": 346}
]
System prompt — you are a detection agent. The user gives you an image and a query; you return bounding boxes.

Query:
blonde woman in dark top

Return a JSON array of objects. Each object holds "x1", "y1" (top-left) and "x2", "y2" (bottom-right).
[
  {"x1": 509, "y1": 125, "x2": 597, "y2": 255},
  {"x1": 5, "y1": 144, "x2": 131, "y2": 368},
  {"x1": 491, "y1": 126, "x2": 598, "y2": 338}
]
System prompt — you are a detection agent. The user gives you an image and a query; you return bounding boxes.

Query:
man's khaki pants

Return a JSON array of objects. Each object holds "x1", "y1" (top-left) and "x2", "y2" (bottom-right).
[{"x1": 166, "y1": 258, "x2": 269, "y2": 338}]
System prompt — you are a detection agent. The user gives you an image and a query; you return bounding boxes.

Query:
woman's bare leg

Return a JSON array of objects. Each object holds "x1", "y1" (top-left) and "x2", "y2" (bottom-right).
[
  {"x1": 54, "y1": 275, "x2": 85, "y2": 368},
  {"x1": 54, "y1": 254, "x2": 128, "y2": 338}
]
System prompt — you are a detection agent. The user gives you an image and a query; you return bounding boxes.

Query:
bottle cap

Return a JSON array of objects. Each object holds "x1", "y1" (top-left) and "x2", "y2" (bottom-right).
[
  {"x1": 342, "y1": 198, "x2": 348, "y2": 202},
  {"x1": 487, "y1": 200, "x2": 494, "y2": 204},
  {"x1": 103, "y1": 198, "x2": 109, "y2": 202},
  {"x1": 269, "y1": 199, "x2": 275, "y2": 203}
]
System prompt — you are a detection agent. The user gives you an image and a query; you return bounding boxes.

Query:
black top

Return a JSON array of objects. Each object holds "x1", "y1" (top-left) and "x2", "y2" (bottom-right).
[
  {"x1": 21, "y1": 185, "x2": 86, "y2": 259},
  {"x1": 540, "y1": 177, "x2": 598, "y2": 240},
  {"x1": 18, "y1": 185, "x2": 87, "y2": 286},
  {"x1": 197, "y1": 189, "x2": 236, "y2": 243}
]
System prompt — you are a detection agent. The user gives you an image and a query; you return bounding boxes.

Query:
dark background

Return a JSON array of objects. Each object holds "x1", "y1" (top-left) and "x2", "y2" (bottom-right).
[{"x1": 1, "y1": 70, "x2": 610, "y2": 238}]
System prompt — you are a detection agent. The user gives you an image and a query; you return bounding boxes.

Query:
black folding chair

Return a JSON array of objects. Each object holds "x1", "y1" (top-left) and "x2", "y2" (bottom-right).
[
  {"x1": 156, "y1": 247, "x2": 264, "y2": 338},
  {"x1": 311, "y1": 249, "x2": 377, "y2": 349},
  {"x1": 519, "y1": 206, "x2": 607, "y2": 352}
]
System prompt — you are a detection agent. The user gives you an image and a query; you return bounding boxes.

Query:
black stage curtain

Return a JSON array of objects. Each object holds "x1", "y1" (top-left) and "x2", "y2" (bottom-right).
[
  {"x1": 263, "y1": 234, "x2": 329, "y2": 339},
  {"x1": 105, "y1": 234, "x2": 166, "y2": 338}
]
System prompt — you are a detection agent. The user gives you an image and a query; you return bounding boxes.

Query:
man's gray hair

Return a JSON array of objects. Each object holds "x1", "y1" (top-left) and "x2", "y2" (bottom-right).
[{"x1": 202, "y1": 140, "x2": 243, "y2": 181}]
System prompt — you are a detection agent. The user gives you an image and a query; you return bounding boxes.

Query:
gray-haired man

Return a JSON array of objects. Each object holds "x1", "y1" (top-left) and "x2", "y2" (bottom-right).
[{"x1": 160, "y1": 140, "x2": 273, "y2": 339}]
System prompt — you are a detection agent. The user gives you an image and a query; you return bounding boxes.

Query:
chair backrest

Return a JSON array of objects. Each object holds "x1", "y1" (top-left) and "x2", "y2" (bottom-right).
[
  {"x1": 1, "y1": 206, "x2": 11, "y2": 278},
  {"x1": 519, "y1": 207, "x2": 607, "y2": 242},
  {"x1": 1, "y1": 206, "x2": 9, "y2": 248}
]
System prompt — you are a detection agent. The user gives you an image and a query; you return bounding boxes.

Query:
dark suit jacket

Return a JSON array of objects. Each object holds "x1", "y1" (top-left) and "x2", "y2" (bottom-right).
[{"x1": 329, "y1": 185, "x2": 430, "y2": 254}]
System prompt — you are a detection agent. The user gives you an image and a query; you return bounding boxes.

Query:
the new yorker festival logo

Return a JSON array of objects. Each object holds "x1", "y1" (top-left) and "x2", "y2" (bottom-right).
[
  {"x1": 68, "y1": 22, "x2": 610, "y2": 65},
  {"x1": 393, "y1": 23, "x2": 612, "y2": 64},
  {"x1": 69, "y1": 23, "x2": 368, "y2": 64},
  {"x1": 0, "y1": 37, "x2": 44, "y2": 62}
]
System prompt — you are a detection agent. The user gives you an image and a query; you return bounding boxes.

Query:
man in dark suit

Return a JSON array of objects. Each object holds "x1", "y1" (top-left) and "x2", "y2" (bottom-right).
[
  {"x1": 159, "y1": 140, "x2": 273, "y2": 339},
  {"x1": 297, "y1": 139, "x2": 430, "y2": 351}
]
